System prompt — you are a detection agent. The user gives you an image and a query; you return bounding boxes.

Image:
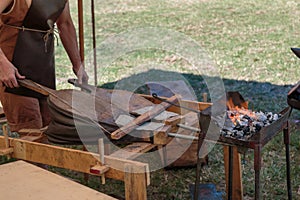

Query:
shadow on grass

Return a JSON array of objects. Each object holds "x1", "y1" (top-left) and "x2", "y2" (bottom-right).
[{"x1": 100, "y1": 69, "x2": 297, "y2": 113}]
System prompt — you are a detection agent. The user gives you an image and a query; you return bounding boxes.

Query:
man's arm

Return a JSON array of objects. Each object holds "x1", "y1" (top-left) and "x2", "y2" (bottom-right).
[
  {"x1": 56, "y1": 1, "x2": 88, "y2": 84},
  {"x1": 0, "y1": 0, "x2": 25, "y2": 88},
  {"x1": 0, "y1": 0, "x2": 13, "y2": 13}
]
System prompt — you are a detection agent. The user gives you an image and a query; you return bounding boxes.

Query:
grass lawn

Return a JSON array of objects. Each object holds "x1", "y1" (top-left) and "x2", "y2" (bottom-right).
[{"x1": 1, "y1": 0, "x2": 300, "y2": 199}]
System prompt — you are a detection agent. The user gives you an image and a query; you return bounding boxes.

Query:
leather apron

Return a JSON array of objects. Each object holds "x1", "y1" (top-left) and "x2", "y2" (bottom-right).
[{"x1": 5, "y1": 0, "x2": 67, "y2": 98}]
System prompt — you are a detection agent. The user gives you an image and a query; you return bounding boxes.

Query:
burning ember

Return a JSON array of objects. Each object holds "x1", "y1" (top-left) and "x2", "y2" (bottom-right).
[
  {"x1": 221, "y1": 107, "x2": 281, "y2": 140},
  {"x1": 220, "y1": 92, "x2": 281, "y2": 140}
]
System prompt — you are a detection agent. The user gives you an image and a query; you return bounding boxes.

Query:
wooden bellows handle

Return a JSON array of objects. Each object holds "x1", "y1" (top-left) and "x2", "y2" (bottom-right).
[{"x1": 18, "y1": 79, "x2": 55, "y2": 96}]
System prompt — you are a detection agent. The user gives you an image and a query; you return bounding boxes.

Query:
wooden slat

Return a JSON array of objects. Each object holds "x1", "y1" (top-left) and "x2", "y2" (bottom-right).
[{"x1": 110, "y1": 142, "x2": 156, "y2": 160}]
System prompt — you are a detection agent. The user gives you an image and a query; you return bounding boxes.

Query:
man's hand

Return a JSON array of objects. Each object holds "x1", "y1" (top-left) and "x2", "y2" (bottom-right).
[
  {"x1": 0, "y1": 56, "x2": 25, "y2": 88},
  {"x1": 74, "y1": 65, "x2": 89, "y2": 84}
]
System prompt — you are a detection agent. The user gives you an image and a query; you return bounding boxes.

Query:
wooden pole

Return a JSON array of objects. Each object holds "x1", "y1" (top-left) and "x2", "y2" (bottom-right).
[
  {"x1": 91, "y1": 0, "x2": 98, "y2": 86},
  {"x1": 77, "y1": 0, "x2": 84, "y2": 62}
]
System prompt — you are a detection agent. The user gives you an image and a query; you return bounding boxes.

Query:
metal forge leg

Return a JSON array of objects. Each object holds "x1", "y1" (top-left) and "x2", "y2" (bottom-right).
[
  {"x1": 254, "y1": 144, "x2": 262, "y2": 200},
  {"x1": 228, "y1": 146, "x2": 233, "y2": 200},
  {"x1": 194, "y1": 135, "x2": 205, "y2": 200},
  {"x1": 284, "y1": 122, "x2": 292, "y2": 200}
]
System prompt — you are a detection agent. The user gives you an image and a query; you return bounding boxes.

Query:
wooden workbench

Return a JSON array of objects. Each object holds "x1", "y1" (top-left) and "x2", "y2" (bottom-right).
[{"x1": 0, "y1": 160, "x2": 117, "y2": 200}]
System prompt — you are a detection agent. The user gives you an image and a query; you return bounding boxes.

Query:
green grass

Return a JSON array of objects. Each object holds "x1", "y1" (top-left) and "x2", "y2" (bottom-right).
[{"x1": 2, "y1": 0, "x2": 300, "y2": 199}]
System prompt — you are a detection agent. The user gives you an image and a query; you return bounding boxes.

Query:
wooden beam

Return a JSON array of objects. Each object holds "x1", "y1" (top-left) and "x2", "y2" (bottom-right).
[{"x1": 0, "y1": 136, "x2": 149, "y2": 186}]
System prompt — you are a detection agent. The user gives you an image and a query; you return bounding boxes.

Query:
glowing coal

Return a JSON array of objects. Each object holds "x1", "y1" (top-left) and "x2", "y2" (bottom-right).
[{"x1": 221, "y1": 108, "x2": 281, "y2": 140}]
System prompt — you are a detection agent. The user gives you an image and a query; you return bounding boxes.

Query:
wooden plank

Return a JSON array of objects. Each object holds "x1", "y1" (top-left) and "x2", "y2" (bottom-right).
[
  {"x1": 0, "y1": 161, "x2": 117, "y2": 200},
  {"x1": 110, "y1": 142, "x2": 156, "y2": 160},
  {"x1": 125, "y1": 163, "x2": 147, "y2": 200},
  {"x1": 139, "y1": 94, "x2": 212, "y2": 114},
  {"x1": 0, "y1": 136, "x2": 149, "y2": 185},
  {"x1": 111, "y1": 95, "x2": 180, "y2": 140},
  {"x1": 223, "y1": 146, "x2": 243, "y2": 200}
]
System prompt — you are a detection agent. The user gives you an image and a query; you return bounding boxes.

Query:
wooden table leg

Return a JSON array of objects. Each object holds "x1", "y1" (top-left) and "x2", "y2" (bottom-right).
[
  {"x1": 224, "y1": 146, "x2": 243, "y2": 200},
  {"x1": 125, "y1": 164, "x2": 147, "y2": 200}
]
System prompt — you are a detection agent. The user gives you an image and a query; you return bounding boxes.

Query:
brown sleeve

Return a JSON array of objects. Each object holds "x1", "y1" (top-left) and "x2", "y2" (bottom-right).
[{"x1": 0, "y1": 0, "x2": 28, "y2": 61}]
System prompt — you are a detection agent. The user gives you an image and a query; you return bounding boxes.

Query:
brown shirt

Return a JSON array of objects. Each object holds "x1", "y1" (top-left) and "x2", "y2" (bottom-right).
[{"x1": 0, "y1": 0, "x2": 29, "y2": 61}]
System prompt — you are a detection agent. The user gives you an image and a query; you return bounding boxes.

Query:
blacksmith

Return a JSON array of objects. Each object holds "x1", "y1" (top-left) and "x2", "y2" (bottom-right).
[{"x1": 0, "y1": 0, "x2": 88, "y2": 132}]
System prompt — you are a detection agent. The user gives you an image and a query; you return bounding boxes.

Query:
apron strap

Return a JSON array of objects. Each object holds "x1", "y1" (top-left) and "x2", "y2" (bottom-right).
[{"x1": 3, "y1": 21, "x2": 58, "y2": 52}]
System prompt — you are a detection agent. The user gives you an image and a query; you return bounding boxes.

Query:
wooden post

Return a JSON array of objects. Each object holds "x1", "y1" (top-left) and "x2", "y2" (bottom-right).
[
  {"x1": 202, "y1": 92, "x2": 208, "y2": 102},
  {"x1": 125, "y1": 164, "x2": 147, "y2": 200},
  {"x1": 0, "y1": 125, "x2": 13, "y2": 158},
  {"x1": 98, "y1": 138, "x2": 106, "y2": 184}
]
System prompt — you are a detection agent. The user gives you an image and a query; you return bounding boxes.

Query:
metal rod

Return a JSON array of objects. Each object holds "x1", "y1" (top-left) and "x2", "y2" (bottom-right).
[
  {"x1": 254, "y1": 144, "x2": 262, "y2": 200},
  {"x1": 177, "y1": 123, "x2": 200, "y2": 133},
  {"x1": 284, "y1": 122, "x2": 292, "y2": 200},
  {"x1": 91, "y1": 0, "x2": 97, "y2": 86},
  {"x1": 168, "y1": 132, "x2": 197, "y2": 140},
  {"x1": 228, "y1": 146, "x2": 233, "y2": 200},
  {"x1": 194, "y1": 113, "x2": 204, "y2": 200}
]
